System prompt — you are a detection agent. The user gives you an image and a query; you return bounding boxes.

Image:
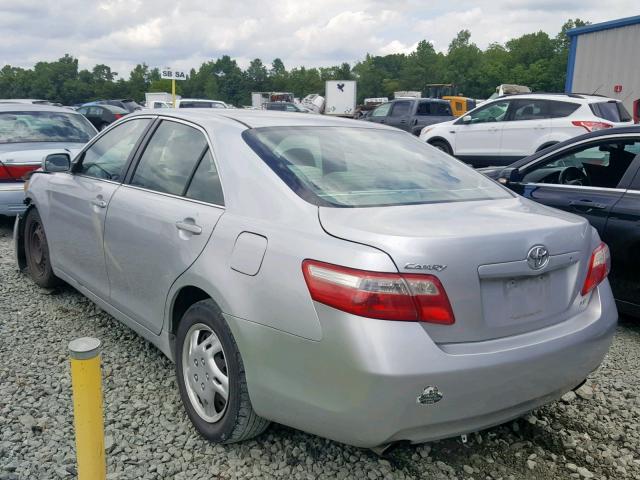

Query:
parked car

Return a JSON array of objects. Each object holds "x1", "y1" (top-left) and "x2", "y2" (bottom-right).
[
  {"x1": 0, "y1": 99, "x2": 52, "y2": 105},
  {"x1": 365, "y1": 98, "x2": 455, "y2": 135},
  {"x1": 263, "y1": 102, "x2": 308, "y2": 112},
  {"x1": 480, "y1": 126, "x2": 640, "y2": 317},
  {"x1": 76, "y1": 104, "x2": 128, "y2": 131},
  {"x1": 419, "y1": 94, "x2": 634, "y2": 167},
  {"x1": 176, "y1": 98, "x2": 229, "y2": 109},
  {"x1": 0, "y1": 104, "x2": 96, "y2": 216},
  {"x1": 15, "y1": 110, "x2": 616, "y2": 449},
  {"x1": 90, "y1": 99, "x2": 142, "y2": 113}
]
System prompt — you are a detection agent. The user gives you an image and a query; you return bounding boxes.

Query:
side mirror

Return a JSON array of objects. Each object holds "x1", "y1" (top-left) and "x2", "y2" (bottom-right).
[
  {"x1": 461, "y1": 115, "x2": 472, "y2": 124},
  {"x1": 497, "y1": 168, "x2": 521, "y2": 185},
  {"x1": 43, "y1": 153, "x2": 71, "y2": 173}
]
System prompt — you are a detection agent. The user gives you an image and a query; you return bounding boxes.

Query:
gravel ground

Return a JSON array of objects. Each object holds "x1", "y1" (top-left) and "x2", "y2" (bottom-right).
[{"x1": 0, "y1": 215, "x2": 639, "y2": 480}]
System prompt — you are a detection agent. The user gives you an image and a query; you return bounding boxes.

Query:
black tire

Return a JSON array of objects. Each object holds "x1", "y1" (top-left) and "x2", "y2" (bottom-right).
[
  {"x1": 23, "y1": 208, "x2": 60, "y2": 288},
  {"x1": 99, "y1": 123, "x2": 109, "y2": 131},
  {"x1": 430, "y1": 139, "x2": 453, "y2": 155},
  {"x1": 175, "y1": 299, "x2": 269, "y2": 443}
]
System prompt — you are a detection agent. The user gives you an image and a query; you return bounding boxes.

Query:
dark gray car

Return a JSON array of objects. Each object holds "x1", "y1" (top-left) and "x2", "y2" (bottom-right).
[{"x1": 365, "y1": 98, "x2": 455, "y2": 135}]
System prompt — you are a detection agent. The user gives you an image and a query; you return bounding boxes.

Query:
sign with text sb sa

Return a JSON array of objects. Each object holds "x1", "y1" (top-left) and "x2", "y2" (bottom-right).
[{"x1": 161, "y1": 69, "x2": 187, "y2": 81}]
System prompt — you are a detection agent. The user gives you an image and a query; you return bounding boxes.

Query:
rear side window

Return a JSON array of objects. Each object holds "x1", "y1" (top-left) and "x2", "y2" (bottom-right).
[
  {"x1": 435, "y1": 103, "x2": 452, "y2": 116},
  {"x1": 547, "y1": 101, "x2": 580, "y2": 118},
  {"x1": 511, "y1": 99, "x2": 548, "y2": 121},
  {"x1": 416, "y1": 102, "x2": 431, "y2": 116},
  {"x1": 390, "y1": 101, "x2": 411, "y2": 117},
  {"x1": 185, "y1": 149, "x2": 224, "y2": 205},
  {"x1": 590, "y1": 101, "x2": 632, "y2": 122},
  {"x1": 131, "y1": 121, "x2": 208, "y2": 196},
  {"x1": 243, "y1": 126, "x2": 511, "y2": 208}
]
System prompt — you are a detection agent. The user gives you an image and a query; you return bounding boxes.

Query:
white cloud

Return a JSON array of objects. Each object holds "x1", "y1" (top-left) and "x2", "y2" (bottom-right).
[{"x1": 0, "y1": 0, "x2": 637, "y2": 75}]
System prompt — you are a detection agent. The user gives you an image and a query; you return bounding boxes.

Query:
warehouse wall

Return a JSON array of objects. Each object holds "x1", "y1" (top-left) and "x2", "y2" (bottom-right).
[{"x1": 570, "y1": 23, "x2": 640, "y2": 112}]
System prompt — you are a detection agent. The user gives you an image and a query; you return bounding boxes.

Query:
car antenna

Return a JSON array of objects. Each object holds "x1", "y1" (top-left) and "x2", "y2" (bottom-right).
[{"x1": 590, "y1": 85, "x2": 603, "y2": 95}]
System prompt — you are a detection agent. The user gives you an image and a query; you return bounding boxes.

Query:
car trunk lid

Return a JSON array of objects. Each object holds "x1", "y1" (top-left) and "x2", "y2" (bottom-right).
[{"x1": 319, "y1": 197, "x2": 593, "y2": 343}]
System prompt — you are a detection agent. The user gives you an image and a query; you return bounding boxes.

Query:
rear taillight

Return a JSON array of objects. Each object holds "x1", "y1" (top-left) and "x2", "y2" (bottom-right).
[
  {"x1": 633, "y1": 99, "x2": 639, "y2": 124},
  {"x1": 581, "y1": 242, "x2": 611, "y2": 296},
  {"x1": 114, "y1": 113, "x2": 124, "y2": 120},
  {"x1": 0, "y1": 163, "x2": 39, "y2": 181},
  {"x1": 302, "y1": 260, "x2": 455, "y2": 324},
  {"x1": 571, "y1": 120, "x2": 613, "y2": 132}
]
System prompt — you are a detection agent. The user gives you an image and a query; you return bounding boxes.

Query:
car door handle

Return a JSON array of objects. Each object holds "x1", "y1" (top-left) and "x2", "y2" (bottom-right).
[
  {"x1": 91, "y1": 199, "x2": 107, "y2": 208},
  {"x1": 569, "y1": 200, "x2": 607, "y2": 211},
  {"x1": 175, "y1": 220, "x2": 202, "y2": 235}
]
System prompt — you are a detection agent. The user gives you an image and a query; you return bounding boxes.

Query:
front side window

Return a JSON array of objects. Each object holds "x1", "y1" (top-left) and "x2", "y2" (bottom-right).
[
  {"x1": 522, "y1": 139, "x2": 640, "y2": 188},
  {"x1": 78, "y1": 118, "x2": 150, "y2": 180},
  {"x1": 0, "y1": 111, "x2": 96, "y2": 144},
  {"x1": 131, "y1": 121, "x2": 208, "y2": 196},
  {"x1": 390, "y1": 101, "x2": 411, "y2": 117},
  {"x1": 243, "y1": 127, "x2": 512, "y2": 208},
  {"x1": 462, "y1": 100, "x2": 509, "y2": 124},
  {"x1": 371, "y1": 103, "x2": 391, "y2": 117}
]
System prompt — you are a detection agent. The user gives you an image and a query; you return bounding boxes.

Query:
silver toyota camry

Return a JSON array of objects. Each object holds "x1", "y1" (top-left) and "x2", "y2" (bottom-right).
[{"x1": 14, "y1": 109, "x2": 617, "y2": 449}]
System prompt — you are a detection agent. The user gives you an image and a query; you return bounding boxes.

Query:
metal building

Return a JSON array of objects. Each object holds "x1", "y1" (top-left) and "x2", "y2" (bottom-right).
[{"x1": 565, "y1": 15, "x2": 640, "y2": 121}]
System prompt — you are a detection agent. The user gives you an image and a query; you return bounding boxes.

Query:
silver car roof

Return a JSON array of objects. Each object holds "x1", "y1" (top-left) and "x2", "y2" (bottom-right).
[{"x1": 132, "y1": 108, "x2": 392, "y2": 130}]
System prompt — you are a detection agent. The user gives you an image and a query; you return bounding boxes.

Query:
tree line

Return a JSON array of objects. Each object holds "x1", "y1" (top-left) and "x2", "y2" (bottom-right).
[{"x1": 0, "y1": 19, "x2": 586, "y2": 106}]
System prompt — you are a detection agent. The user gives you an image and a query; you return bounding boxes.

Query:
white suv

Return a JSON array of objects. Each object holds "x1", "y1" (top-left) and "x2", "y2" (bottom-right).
[{"x1": 419, "y1": 94, "x2": 634, "y2": 167}]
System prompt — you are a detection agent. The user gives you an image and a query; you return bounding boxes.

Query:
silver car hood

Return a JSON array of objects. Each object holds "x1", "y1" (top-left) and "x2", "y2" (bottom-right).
[
  {"x1": 0, "y1": 142, "x2": 84, "y2": 165},
  {"x1": 319, "y1": 197, "x2": 593, "y2": 343}
]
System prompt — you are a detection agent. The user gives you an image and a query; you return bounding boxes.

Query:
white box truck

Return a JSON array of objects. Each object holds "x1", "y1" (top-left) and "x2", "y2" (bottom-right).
[
  {"x1": 145, "y1": 92, "x2": 180, "y2": 109},
  {"x1": 324, "y1": 81, "x2": 356, "y2": 117}
]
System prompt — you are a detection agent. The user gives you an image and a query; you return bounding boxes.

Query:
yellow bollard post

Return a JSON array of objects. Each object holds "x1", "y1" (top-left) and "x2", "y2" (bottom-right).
[
  {"x1": 172, "y1": 78, "x2": 176, "y2": 108},
  {"x1": 69, "y1": 337, "x2": 106, "y2": 480}
]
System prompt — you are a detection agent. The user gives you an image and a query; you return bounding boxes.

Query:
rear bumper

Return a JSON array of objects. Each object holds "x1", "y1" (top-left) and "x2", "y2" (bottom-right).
[
  {"x1": 0, "y1": 183, "x2": 26, "y2": 216},
  {"x1": 228, "y1": 282, "x2": 617, "y2": 448}
]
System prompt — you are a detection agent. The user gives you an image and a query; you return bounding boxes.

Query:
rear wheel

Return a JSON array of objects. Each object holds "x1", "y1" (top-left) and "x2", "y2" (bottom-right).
[
  {"x1": 24, "y1": 208, "x2": 60, "y2": 288},
  {"x1": 429, "y1": 139, "x2": 452, "y2": 155},
  {"x1": 175, "y1": 299, "x2": 269, "y2": 443},
  {"x1": 99, "y1": 122, "x2": 109, "y2": 131}
]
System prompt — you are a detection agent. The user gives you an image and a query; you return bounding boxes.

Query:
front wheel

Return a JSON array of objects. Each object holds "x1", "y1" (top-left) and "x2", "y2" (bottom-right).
[
  {"x1": 24, "y1": 208, "x2": 60, "y2": 288},
  {"x1": 429, "y1": 139, "x2": 453, "y2": 155},
  {"x1": 175, "y1": 299, "x2": 269, "y2": 443}
]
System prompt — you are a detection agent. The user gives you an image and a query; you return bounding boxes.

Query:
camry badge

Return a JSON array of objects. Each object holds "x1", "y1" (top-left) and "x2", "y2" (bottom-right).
[
  {"x1": 405, "y1": 263, "x2": 447, "y2": 272},
  {"x1": 527, "y1": 245, "x2": 549, "y2": 270},
  {"x1": 417, "y1": 386, "x2": 443, "y2": 405}
]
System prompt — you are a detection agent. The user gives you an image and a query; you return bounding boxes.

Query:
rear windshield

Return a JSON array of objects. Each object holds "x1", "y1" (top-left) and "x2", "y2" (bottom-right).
[
  {"x1": 590, "y1": 101, "x2": 632, "y2": 122},
  {"x1": 243, "y1": 127, "x2": 512, "y2": 207},
  {"x1": 0, "y1": 111, "x2": 96, "y2": 144},
  {"x1": 179, "y1": 101, "x2": 225, "y2": 109}
]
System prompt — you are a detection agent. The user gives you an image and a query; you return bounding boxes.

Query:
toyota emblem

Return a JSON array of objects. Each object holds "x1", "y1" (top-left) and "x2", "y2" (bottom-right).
[{"x1": 527, "y1": 245, "x2": 549, "y2": 270}]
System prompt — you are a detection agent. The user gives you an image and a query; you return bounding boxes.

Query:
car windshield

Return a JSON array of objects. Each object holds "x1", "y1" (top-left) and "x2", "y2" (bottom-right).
[
  {"x1": 0, "y1": 111, "x2": 96, "y2": 144},
  {"x1": 243, "y1": 127, "x2": 512, "y2": 207}
]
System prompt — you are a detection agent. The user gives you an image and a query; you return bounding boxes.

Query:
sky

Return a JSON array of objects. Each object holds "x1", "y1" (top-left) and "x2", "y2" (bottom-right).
[{"x1": 0, "y1": 0, "x2": 638, "y2": 77}]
